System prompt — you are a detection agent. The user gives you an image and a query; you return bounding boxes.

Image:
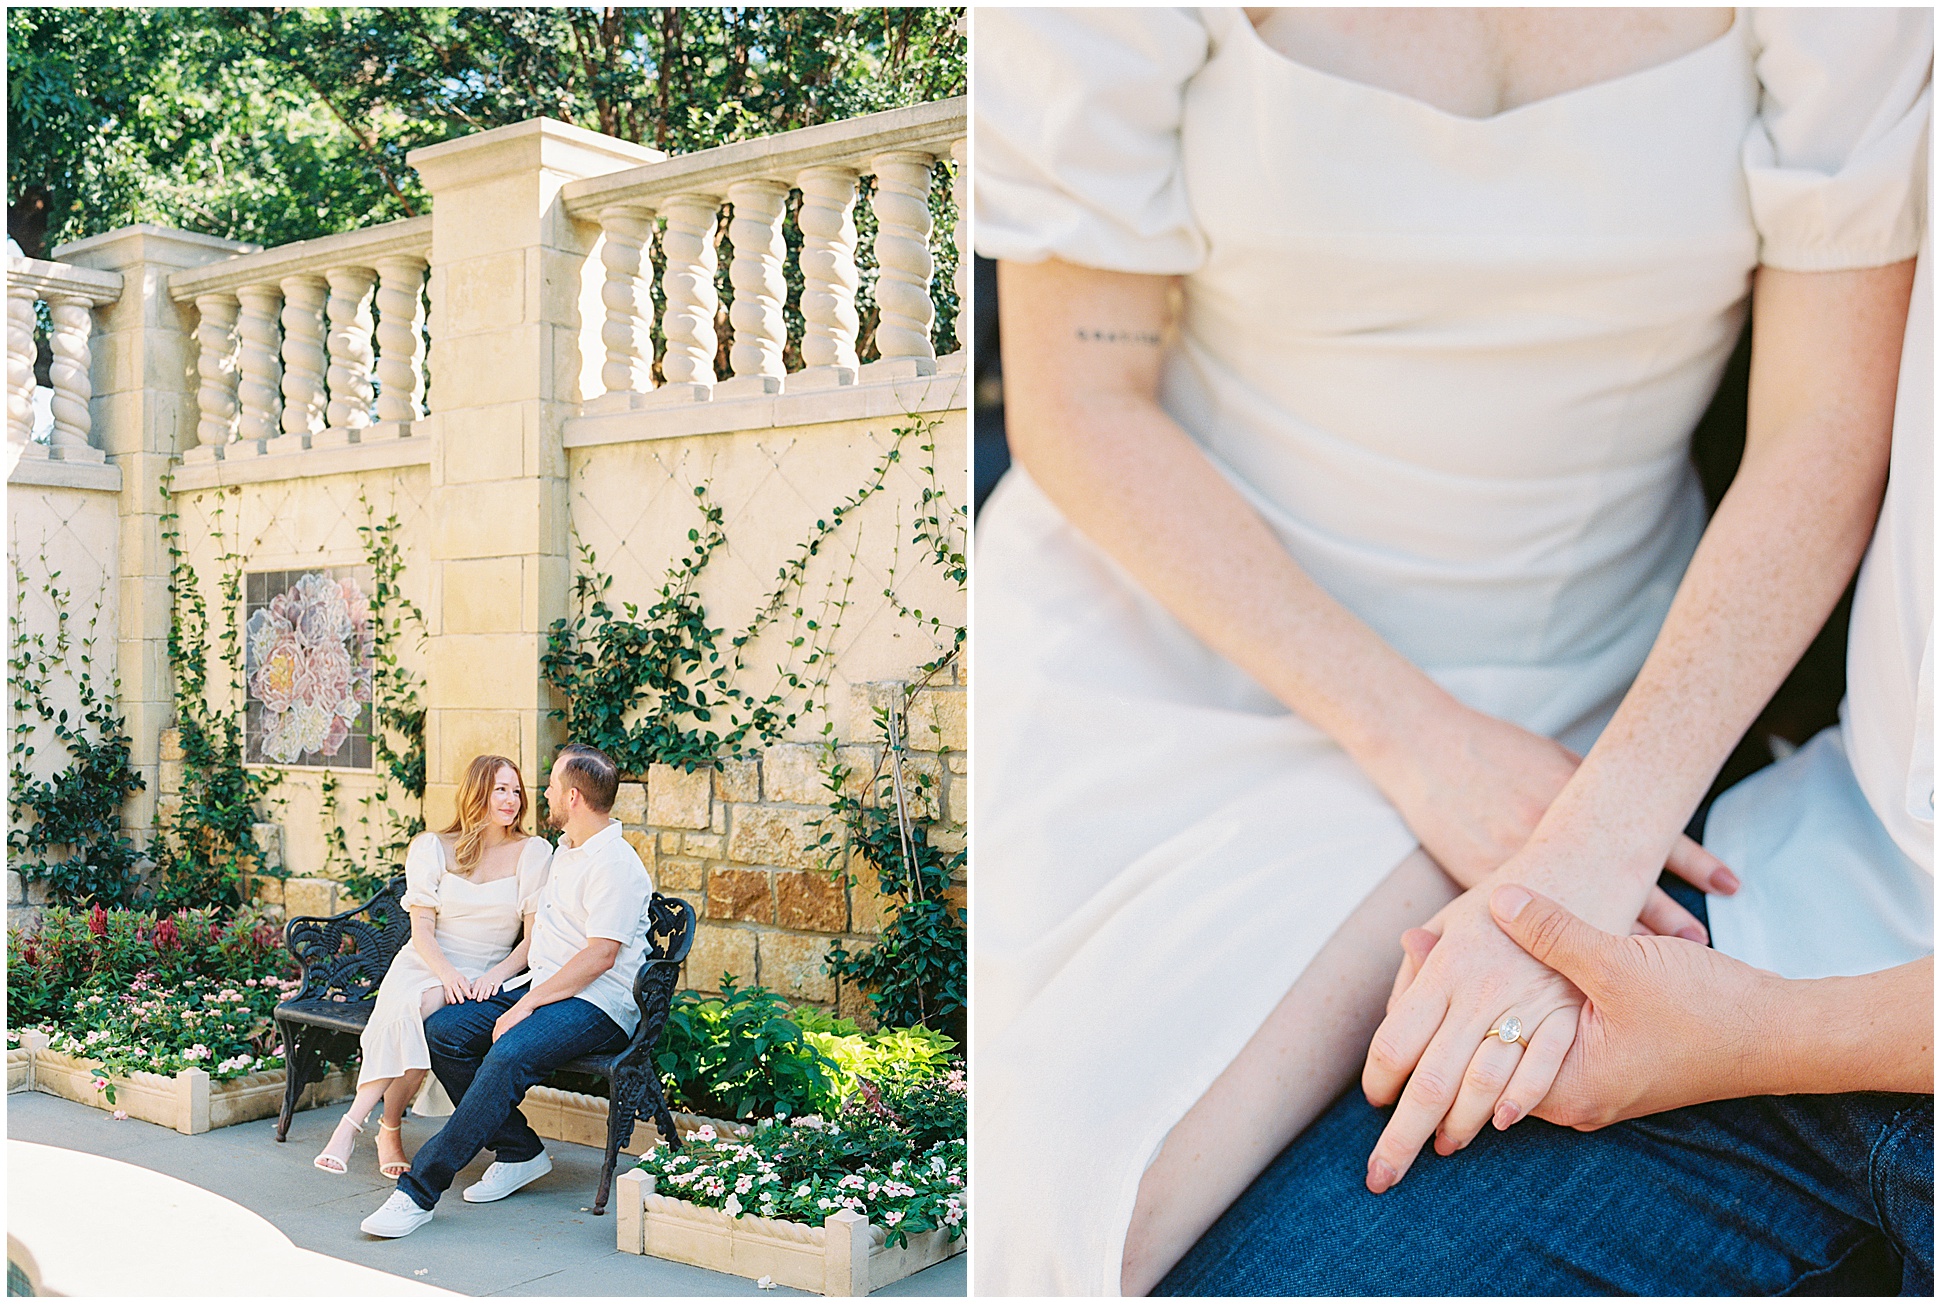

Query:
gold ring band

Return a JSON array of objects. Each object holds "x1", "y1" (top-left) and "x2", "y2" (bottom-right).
[{"x1": 1484, "y1": 1015, "x2": 1529, "y2": 1047}]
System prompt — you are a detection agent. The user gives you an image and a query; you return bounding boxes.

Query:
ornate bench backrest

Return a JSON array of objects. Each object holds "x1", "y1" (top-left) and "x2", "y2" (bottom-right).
[
  {"x1": 284, "y1": 875, "x2": 412, "y2": 1007},
  {"x1": 626, "y1": 893, "x2": 698, "y2": 1063}
]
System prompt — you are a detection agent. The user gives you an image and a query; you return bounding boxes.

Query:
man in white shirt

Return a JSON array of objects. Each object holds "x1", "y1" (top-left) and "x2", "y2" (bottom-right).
[{"x1": 362, "y1": 743, "x2": 655, "y2": 1238}]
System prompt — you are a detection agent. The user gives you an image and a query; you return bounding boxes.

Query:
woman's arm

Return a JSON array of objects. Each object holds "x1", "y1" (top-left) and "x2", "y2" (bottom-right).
[
  {"x1": 1490, "y1": 885, "x2": 1931, "y2": 1125},
  {"x1": 472, "y1": 922, "x2": 534, "y2": 1001},
  {"x1": 1362, "y1": 260, "x2": 1917, "y2": 1187},
  {"x1": 999, "y1": 257, "x2": 1726, "y2": 919},
  {"x1": 409, "y1": 905, "x2": 472, "y2": 1004}
]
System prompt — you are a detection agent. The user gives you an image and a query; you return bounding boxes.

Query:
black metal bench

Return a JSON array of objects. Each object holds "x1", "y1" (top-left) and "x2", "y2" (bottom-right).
[{"x1": 273, "y1": 875, "x2": 695, "y2": 1214}]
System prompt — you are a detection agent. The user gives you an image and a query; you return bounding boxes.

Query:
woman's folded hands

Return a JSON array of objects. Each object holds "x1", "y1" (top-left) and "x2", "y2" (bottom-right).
[{"x1": 1372, "y1": 700, "x2": 1736, "y2": 939}]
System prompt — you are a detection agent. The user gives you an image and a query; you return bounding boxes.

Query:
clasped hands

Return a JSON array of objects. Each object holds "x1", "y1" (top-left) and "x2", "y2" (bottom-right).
[{"x1": 1360, "y1": 706, "x2": 1746, "y2": 1192}]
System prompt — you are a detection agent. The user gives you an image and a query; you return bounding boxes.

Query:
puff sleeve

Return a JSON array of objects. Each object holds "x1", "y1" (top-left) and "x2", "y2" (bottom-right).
[
  {"x1": 1744, "y1": 9, "x2": 1931, "y2": 271},
  {"x1": 975, "y1": 7, "x2": 1211, "y2": 273},
  {"x1": 401, "y1": 832, "x2": 445, "y2": 910},
  {"x1": 517, "y1": 836, "x2": 554, "y2": 917}
]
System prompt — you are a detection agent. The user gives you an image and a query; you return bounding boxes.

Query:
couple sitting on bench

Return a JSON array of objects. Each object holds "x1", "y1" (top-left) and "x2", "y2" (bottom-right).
[{"x1": 306, "y1": 740, "x2": 653, "y2": 1240}]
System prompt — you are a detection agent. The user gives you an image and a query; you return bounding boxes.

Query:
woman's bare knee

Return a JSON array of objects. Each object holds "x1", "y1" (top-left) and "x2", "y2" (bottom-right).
[{"x1": 1118, "y1": 848, "x2": 1458, "y2": 1295}]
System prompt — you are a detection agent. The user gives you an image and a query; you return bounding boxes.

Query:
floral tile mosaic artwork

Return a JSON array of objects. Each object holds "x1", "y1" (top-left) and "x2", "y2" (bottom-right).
[{"x1": 243, "y1": 568, "x2": 376, "y2": 768}]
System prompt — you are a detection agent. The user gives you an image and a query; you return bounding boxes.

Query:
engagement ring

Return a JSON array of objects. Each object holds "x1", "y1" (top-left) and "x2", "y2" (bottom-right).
[{"x1": 1485, "y1": 1016, "x2": 1528, "y2": 1047}]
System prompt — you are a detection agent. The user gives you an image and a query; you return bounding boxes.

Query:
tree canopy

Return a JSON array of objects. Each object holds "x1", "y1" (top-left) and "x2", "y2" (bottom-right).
[{"x1": 8, "y1": 6, "x2": 966, "y2": 259}]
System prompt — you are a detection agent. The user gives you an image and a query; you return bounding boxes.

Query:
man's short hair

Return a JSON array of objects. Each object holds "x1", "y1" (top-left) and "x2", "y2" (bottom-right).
[{"x1": 556, "y1": 743, "x2": 619, "y2": 814}]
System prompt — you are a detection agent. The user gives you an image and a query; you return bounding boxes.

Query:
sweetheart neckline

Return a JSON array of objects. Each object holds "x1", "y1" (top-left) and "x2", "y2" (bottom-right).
[{"x1": 1232, "y1": 8, "x2": 1742, "y2": 126}]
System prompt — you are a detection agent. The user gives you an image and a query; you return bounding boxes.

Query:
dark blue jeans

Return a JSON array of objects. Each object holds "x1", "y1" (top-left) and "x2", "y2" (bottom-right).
[
  {"x1": 1159, "y1": 880, "x2": 1934, "y2": 1295},
  {"x1": 397, "y1": 990, "x2": 625, "y2": 1210}
]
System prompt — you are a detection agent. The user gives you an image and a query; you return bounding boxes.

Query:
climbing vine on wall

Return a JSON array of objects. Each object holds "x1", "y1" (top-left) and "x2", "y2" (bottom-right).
[
  {"x1": 152, "y1": 479, "x2": 279, "y2": 909},
  {"x1": 816, "y1": 667, "x2": 967, "y2": 1043},
  {"x1": 7, "y1": 555, "x2": 147, "y2": 906},
  {"x1": 327, "y1": 495, "x2": 428, "y2": 900},
  {"x1": 816, "y1": 415, "x2": 966, "y2": 1036},
  {"x1": 540, "y1": 417, "x2": 945, "y2": 775}
]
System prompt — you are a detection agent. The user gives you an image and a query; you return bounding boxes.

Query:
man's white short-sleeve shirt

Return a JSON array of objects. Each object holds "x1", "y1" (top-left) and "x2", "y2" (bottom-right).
[{"x1": 523, "y1": 819, "x2": 655, "y2": 1034}]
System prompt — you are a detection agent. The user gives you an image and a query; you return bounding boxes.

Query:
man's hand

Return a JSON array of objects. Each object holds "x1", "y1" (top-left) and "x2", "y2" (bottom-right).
[
  {"x1": 493, "y1": 999, "x2": 535, "y2": 1043},
  {"x1": 1488, "y1": 885, "x2": 1779, "y2": 1128}
]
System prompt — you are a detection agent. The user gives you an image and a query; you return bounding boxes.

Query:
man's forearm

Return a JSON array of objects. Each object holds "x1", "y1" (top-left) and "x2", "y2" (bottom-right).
[
  {"x1": 518, "y1": 943, "x2": 618, "y2": 1009},
  {"x1": 1758, "y1": 957, "x2": 1934, "y2": 1098}
]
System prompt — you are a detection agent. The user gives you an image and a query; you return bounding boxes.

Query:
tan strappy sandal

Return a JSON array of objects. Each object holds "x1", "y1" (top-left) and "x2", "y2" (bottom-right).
[
  {"x1": 314, "y1": 1111, "x2": 363, "y2": 1174},
  {"x1": 377, "y1": 1118, "x2": 412, "y2": 1178}
]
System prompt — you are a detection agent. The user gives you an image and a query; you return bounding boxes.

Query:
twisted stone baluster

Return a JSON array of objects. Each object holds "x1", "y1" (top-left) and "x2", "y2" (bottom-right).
[
  {"x1": 278, "y1": 273, "x2": 328, "y2": 438},
  {"x1": 7, "y1": 284, "x2": 36, "y2": 445},
  {"x1": 724, "y1": 180, "x2": 789, "y2": 389},
  {"x1": 372, "y1": 255, "x2": 427, "y2": 423},
  {"x1": 658, "y1": 194, "x2": 721, "y2": 390},
  {"x1": 325, "y1": 266, "x2": 377, "y2": 430},
  {"x1": 598, "y1": 206, "x2": 655, "y2": 397},
  {"x1": 950, "y1": 138, "x2": 968, "y2": 359},
  {"x1": 46, "y1": 296, "x2": 95, "y2": 454},
  {"x1": 869, "y1": 150, "x2": 937, "y2": 365},
  {"x1": 235, "y1": 284, "x2": 284, "y2": 443},
  {"x1": 796, "y1": 165, "x2": 861, "y2": 375},
  {"x1": 192, "y1": 292, "x2": 240, "y2": 450}
]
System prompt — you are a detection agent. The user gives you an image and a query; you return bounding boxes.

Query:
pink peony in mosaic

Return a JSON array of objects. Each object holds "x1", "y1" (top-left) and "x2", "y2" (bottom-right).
[{"x1": 244, "y1": 568, "x2": 375, "y2": 766}]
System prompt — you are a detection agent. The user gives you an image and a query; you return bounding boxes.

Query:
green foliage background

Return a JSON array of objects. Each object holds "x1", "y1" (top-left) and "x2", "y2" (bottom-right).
[{"x1": 8, "y1": 6, "x2": 966, "y2": 257}]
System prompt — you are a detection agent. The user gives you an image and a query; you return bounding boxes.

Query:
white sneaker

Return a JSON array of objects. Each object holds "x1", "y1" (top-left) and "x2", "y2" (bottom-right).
[
  {"x1": 462, "y1": 1151, "x2": 553, "y2": 1203},
  {"x1": 360, "y1": 1190, "x2": 434, "y2": 1238}
]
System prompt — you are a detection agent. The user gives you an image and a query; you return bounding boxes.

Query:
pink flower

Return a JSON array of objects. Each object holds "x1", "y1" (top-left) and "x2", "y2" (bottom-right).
[{"x1": 111, "y1": 1110, "x2": 128, "y2": 1121}]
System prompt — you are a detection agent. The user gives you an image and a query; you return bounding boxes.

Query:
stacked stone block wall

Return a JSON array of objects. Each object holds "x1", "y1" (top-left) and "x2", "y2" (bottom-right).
[{"x1": 630, "y1": 668, "x2": 967, "y2": 1024}]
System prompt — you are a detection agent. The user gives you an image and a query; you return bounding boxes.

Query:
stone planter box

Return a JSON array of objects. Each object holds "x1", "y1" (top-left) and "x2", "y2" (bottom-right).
[
  {"x1": 8, "y1": 1046, "x2": 33, "y2": 1094},
  {"x1": 12, "y1": 1032, "x2": 352, "y2": 1134},
  {"x1": 613, "y1": 1170, "x2": 963, "y2": 1296},
  {"x1": 519, "y1": 1083, "x2": 751, "y2": 1156}
]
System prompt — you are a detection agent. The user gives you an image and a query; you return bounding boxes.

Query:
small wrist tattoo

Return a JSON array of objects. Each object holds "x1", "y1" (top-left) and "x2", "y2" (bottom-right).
[{"x1": 1074, "y1": 328, "x2": 1162, "y2": 346}]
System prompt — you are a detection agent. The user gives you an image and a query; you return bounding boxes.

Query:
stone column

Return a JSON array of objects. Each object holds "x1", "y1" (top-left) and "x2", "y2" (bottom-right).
[
  {"x1": 407, "y1": 120, "x2": 663, "y2": 828},
  {"x1": 52, "y1": 226, "x2": 258, "y2": 846}
]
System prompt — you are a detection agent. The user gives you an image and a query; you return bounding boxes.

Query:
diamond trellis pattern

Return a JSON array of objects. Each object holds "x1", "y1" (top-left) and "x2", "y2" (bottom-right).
[
  {"x1": 8, "y1": 486, "x2": 122, "y2": 787},
  {"x1": 169, "y1": 469, "x2": 432, "y2": 723},
  {"x1": 567, "y1": 416, "x2": 965, "y2": 745}
]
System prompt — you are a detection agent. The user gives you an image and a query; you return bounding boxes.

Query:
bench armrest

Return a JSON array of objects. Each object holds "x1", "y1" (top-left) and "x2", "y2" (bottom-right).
[{"x1": 284, "y1": 876, "x2": 413, "y2": 1007}]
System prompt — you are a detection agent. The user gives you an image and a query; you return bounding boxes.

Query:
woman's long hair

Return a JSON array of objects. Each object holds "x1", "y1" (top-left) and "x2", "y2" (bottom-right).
[{"x1": 440, "y1": 754, "x2": 526, "y2": 876}]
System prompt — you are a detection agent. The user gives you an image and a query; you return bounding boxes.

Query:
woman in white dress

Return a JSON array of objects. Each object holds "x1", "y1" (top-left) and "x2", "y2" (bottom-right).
[
  {"x1": 974, "y1": 8, "x2": 1926, "y2": 1294},
  {"x1": 313, "y1": 754, "x2": 552, "y2": 1177}
]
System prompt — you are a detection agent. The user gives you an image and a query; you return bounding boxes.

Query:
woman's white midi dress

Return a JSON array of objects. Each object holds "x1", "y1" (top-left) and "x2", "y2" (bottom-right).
[
  {"x1": 357, "y1": 832, "x2": 552, "y2": 1110},
  {"x1": 972, "y1": 8, "x2": 1929, "y2": 1294}
]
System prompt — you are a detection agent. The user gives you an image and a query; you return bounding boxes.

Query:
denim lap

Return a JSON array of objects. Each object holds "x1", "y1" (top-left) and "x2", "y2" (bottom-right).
[{"x1": 398, "y1": 993, "x2": 625, "y2": 1210}]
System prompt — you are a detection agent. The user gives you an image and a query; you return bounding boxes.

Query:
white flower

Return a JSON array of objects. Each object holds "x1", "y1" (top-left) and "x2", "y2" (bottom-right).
[
  {"x1": 756, "y1": 1277, "x2": 775, "y2": 1290},
  {"x1": 796, "y1": 1184, "x2": 811, "y2": 1198},
  {"x1": 724, "y1": 1195, "x2": 742, "y2": 1217}
]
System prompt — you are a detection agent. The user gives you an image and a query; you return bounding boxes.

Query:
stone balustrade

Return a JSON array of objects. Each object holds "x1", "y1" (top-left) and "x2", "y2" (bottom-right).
[
  {"x1": 7, "y1": 257, "x2": 125, "y2": 464},
  {"x1": 561, "y1": 96, "x2": 967, "y2": 414},
  {"x1": 167, "y1": 217, "x2": 431, "y2": 463}
]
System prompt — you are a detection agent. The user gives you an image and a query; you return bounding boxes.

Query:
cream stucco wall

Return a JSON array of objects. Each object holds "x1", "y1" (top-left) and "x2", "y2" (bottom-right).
[
  {"x1": 165, "y1": 464, "x2": 431, "y2": 881},
  {"x1": 8, "y1": 476, "x2": 124, "y2": 788}
]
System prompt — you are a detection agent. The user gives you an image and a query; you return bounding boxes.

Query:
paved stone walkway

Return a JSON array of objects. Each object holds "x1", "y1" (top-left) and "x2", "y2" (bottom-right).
[{"x1": 7, "y1": 1092, "x2": 965, "y2": 1296}]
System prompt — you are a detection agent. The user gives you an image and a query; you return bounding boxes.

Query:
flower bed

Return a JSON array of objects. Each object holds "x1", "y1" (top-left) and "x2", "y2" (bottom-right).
[
  {"x1": 620, "y1": 1071, "x2": 966, "y2": 1292},
  {"x1": 616, "y1": 1175, "x2": 962, "y2": 1296},
  {"x1": 16, "y1": 1030, "x2": 354, "y2": 1133},
  {"x1": 5, "y1": 902, "x2": 350, "y2": 1131},
  {"x1": 518, "y1": 1084, "x2": 752, "y2": 1155}
]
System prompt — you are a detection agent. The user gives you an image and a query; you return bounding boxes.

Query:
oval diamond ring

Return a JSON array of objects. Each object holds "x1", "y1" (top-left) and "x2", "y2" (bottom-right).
[{"x1": 1484, "y1": 1015, "x2": 1528, "y2": 1047}]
